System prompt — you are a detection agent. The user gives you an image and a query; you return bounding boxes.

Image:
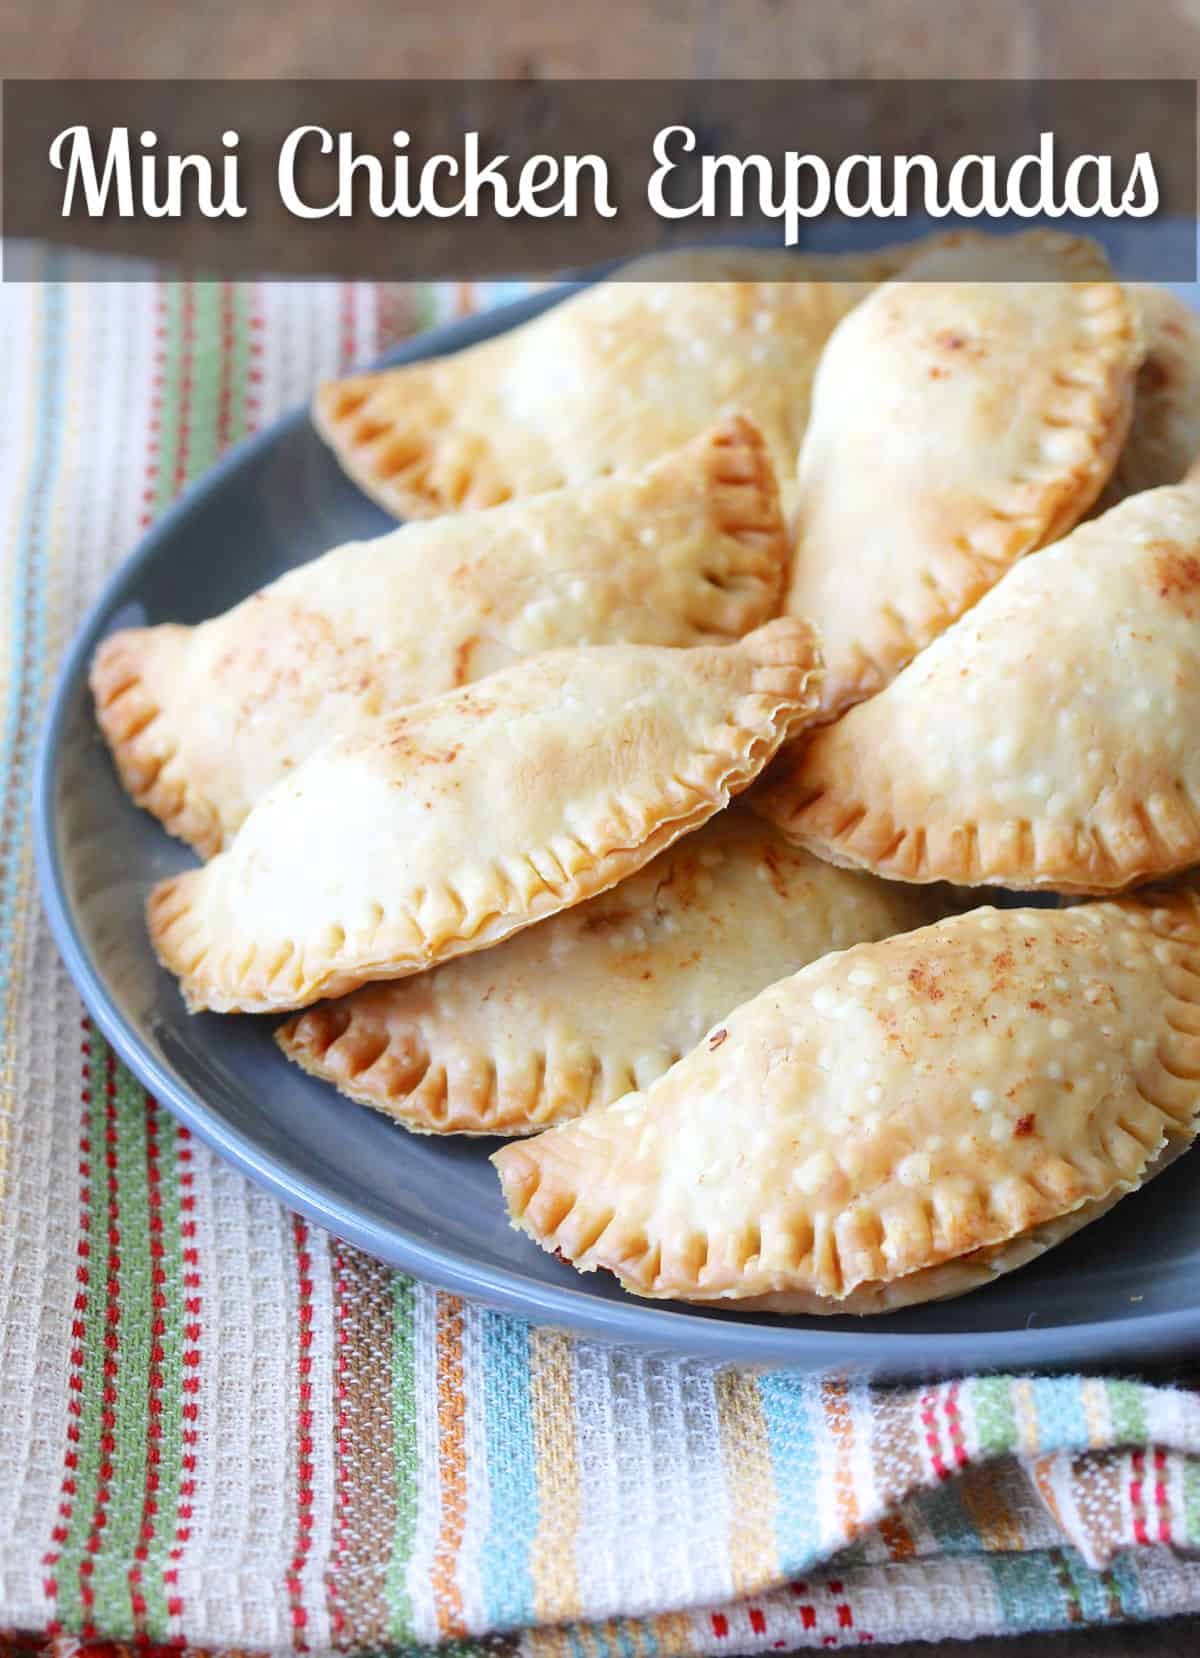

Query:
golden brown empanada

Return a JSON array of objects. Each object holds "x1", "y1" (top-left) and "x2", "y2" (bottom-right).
[
  {"x1": 313, "y1": 247, "x2": 924, "y2": 522},
  {"x1": 91, "y1": 416, "x2": 788, "y2": 859},
  {"x1": 785, "y1": 230, "x2": 1139, "y2": 719},
  {"x1": 756, "y1": 476, "x2": 1200, "y2": 894},
  {"x1": 148, "y1": 618, "x2": 822, "y2": 1015},
  {"x1": 1097, "y1": 284, "x2": 1200, "y2": 510},
  {"x1": 276, "y1": 807, "x2": 944, "y2": 1136},
  {"x1": 493, "y1": 889, "x2": 1200, "y2": 1313}
]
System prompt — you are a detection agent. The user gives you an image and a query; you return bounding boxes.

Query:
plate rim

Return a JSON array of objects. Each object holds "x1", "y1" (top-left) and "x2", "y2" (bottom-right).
[{"x1": 33, "y1": 280, "x2": 1200, "y2": 1375}]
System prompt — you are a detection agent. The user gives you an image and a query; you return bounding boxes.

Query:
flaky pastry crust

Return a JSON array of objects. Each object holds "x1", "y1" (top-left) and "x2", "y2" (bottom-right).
[
  {"x1": 312, "y1": 244, "x2": 952, "y2": 521},
  {"x1": 148, "y1": 619, "x2": 823, "y2": 1014},
  {"x1": 91, "y1": 416, "x2": 788, "y2": 857},
  {"x1": 494, "y1": 889, "x2": 1200, "y2": 1312},
  {"x1": 277, "y1": 808, "x2": 944, "y2": 1135},
  {"x1": 757, "y1": 477, "x2": 1200, "y2": 893},
  {"x1": 785, "y1": 230, "x2": 1139, "y2": 719}
]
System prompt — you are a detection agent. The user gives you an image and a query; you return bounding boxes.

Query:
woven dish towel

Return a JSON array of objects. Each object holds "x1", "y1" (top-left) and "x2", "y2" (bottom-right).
[{"x1": 5, "y1": 260, "x2": 1200, "y2": 1655}]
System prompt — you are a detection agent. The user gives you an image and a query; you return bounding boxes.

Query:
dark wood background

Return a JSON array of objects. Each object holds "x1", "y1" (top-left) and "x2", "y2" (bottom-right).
[
  {"x1": 2, "y1": 0, "x2": 1199, "y2": 79},
  {"x1": 6, "y1": 2, "x2": 1200, "y2": 1652}
]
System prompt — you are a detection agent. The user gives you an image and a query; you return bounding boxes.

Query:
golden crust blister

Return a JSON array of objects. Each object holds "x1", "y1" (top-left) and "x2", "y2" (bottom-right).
[
  {"x1": 91, "y1": 417, "x2": 788, "y2": 859},
  {"x1": 276, "y1": 807, "x2": 945, "y2": 1137},
  {"x1": 757, "y1": 477, "x2": 1200, "y2": 894},
  {"x1": 148, "y1": 618, "x2": 823, "y2": 1015},
  {"x1": 785, "y1": 230, "x2": 1140, "y2": 720},
  {"x1": 493, "y1": 890, "x2": 1200, "y2": 1314},
  {"x1": 1096, "y1": 284, "x2": 1200, "y2": 510},
  {"x1": 311, "y1": 246, "x2": 946, "y2": 522}
]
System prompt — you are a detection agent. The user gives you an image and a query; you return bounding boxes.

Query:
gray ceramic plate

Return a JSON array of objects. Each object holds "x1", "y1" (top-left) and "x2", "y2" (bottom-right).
[{"x1": 35, "y1": 272, "x2": 1200, "y2": 1376}]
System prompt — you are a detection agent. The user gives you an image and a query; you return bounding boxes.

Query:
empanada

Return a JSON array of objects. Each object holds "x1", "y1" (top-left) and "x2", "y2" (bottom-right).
[
  {"x1": 785, "y1": 230, "x2": 1139, "y2": 719},
  {"x1": 148, "y1": 618, "x2": 822, "y2": 1014},
  {"x1": 493, "y1": 890, "x2": 1200, "y2": 1313},
  {"x1": 91, "y1": 416, "x2": 788, "y2": 858},
  {"x1": 313, "y1": 247, "x2": 923, "y2": 522},
  {"x1": 1097, "y1": 284, "x2": 1200, "y2": 510},
  {"x1": 276, "y1": 807, "x2": 943, "y2": 1136},
  {"x1": 756, "y1": 476, "x2": 1200, "y2": 894}
]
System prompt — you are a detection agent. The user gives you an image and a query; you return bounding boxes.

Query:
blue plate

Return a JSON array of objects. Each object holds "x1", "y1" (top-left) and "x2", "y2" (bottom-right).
[{"x1": 34, "y1": 274, "x2": 1200, "y2": 1376}]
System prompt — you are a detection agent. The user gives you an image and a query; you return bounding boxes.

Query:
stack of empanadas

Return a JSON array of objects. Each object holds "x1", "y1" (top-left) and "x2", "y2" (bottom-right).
[{"x1": 93, "y1": 232, "x2": 1200, "y2": 1319}]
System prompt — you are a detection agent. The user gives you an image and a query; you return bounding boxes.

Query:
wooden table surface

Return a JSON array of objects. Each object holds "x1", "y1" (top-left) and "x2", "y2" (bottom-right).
[
  {"x1": 1, "y1": 0, "x2": 1198, "y2": 79},
  {"x1": 6, "y1": 2, "x2": 1200, "y2": 1652}
]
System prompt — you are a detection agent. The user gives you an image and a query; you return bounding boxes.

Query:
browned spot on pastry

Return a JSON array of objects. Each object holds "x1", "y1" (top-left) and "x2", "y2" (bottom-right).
[
  {"x1": 1029, "y1": 999, "x2": 1047, "y2": 1012},
  {"x1": 1153, "y1": 543, "x2": 1200, "y2": 609},
  {"x1": 759, "y1": 842, "x2": 793, "y2": 901},
  {"x1": 932, "y1": 327, "x2": 985, "y2": 363},
  {"x1": 991, "y1": 948, "x2": 1015, "y2": 989},
  {"x1": 1136, "y1": 354, "x2": 1171, "y2": 396},
  {"x1": 385, "y1": 726, "x2": 462, "y2": 767},
  {"x1": 924, "y1": 326, "x2": 988, "y2": 380},
  {"x1": 708, "y1": 1028, "x2": 728, "y2": 1050},
  {"x1": 218, "y1": 606, "x2": 384, "y2": 715},
  {"x1": 1014, "y1": 1113, "x2": 1036, "y2": 1137},
  {"x1": 452, "y1": 636, "x2": 479, "y2": 687},
  {"x1": 906, "y1": 962, "x2": 944, "y2": 1001},
  {"x1": 455, "y1": 692, "x2": 497, "y2": 720},
  {"x1": 581, "y1": 906, "x2": 635, "y2": 934}
]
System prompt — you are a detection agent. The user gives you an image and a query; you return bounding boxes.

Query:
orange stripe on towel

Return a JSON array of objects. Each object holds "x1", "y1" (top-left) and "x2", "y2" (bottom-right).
[{"x1": 430, "y1": 1293, "x2": 469, "y2": 1637}]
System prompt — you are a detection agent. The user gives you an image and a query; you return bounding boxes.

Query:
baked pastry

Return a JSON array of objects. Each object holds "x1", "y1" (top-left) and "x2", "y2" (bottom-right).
[
  {"x1": 312, "y1": 246, "x2": 927, "y2": 522},
  {"x1": 785, "y1": 230, "x2": 1139, "y2": 719},
  {"x1": 276, "y1": 806, "x2": 944, "y2": 1136},
  {"x1": 91, "y1": 416, "x2": 788, "y2": 858},
  {"x1": 148, "y1": 618, "x2": 823, "y2": 1014},
  {"x1": 493, "y1": 888, "x2": 1200, "y2": 1313},
  {"x1": 1097, "y1": 284, "x2": 1200, "y2": 509},
  {"x1": 755, "y1": 475, "x2": 1200, "y2": 894}
]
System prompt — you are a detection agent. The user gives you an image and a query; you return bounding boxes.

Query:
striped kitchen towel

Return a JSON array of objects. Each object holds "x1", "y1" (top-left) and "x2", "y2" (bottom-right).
[{"x1": 4, "y1": 260, "x2": 1200, "y2": 1654}]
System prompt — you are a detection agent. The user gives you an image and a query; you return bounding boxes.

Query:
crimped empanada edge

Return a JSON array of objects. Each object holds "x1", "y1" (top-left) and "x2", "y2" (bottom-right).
[
  {"x1": 93, "y1": 413, "x2": 786, "y2": 864},
  {"x1": 757, "y1": 745, "x2": 1200, "y2": 896},
  {"x1": 1098, "y1": 285, "x2": 1200, "y2": 509},
  {"x1": 90, "y1": 626, "x2": 224, "y2": 860},
  {"x1": 311, "y1": 239, "x2": 944, "y2": 522},
  {"x1": 813, "y1": 271, "x2": 1139, "y2": 720},
  {"x1": 276, "y1": 1000, "x2": 632, "y2": 1137},
  {"x1": 148, "y1": 617, "x2": 825, "y2": 1014},
  {"x1": 312, "y1": 340, "x2": 520, "y2": 520},
  {"x1": 688, "y1": 413, "x2": 790, "y2": 629},
  {"x1": 733, "y1": 1136, "x2": 1193, "y2": 1314},
  {"x1": 278, "y1": 810, "x2": 944, "y2": 1136},
  {"x1": 493, "y1": 889, "x2": 1200, "y2": 1313}
]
